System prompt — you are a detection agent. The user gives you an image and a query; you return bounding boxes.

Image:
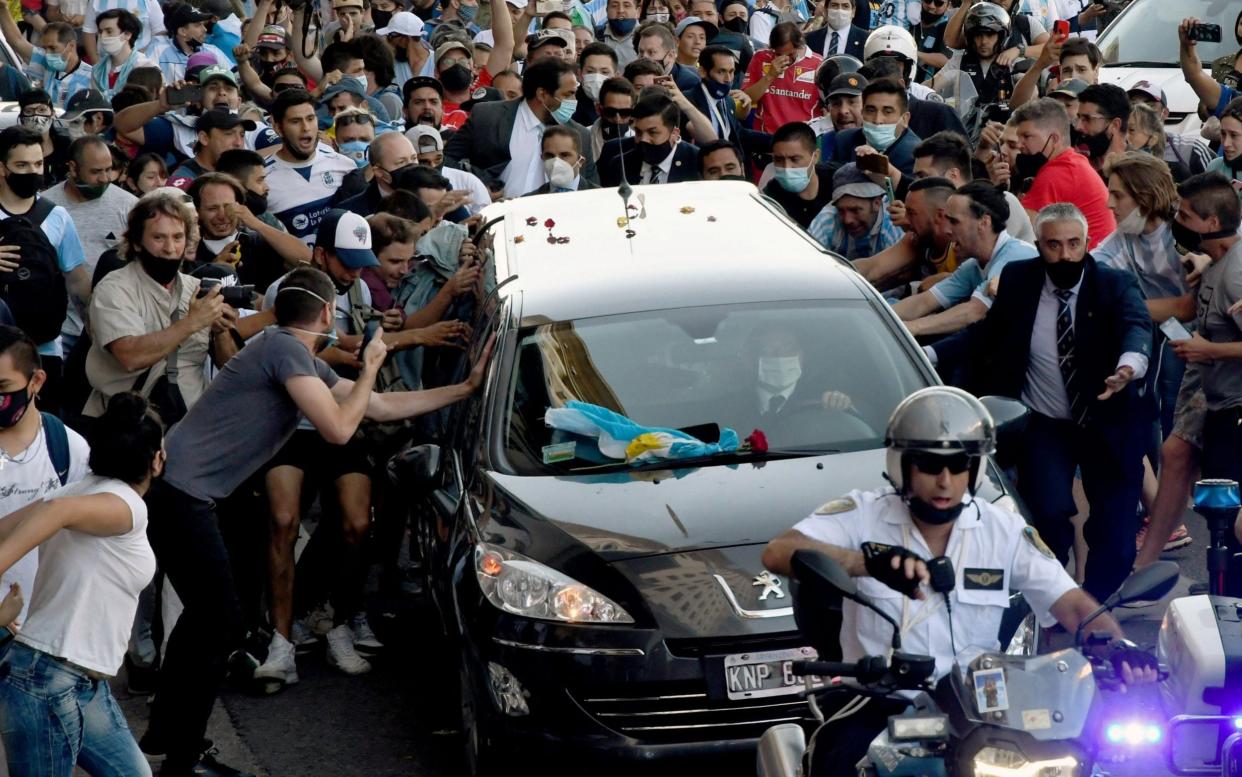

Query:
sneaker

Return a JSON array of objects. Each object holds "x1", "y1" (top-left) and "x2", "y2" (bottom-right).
[
  {"x1": 304, "y1": 602, "x2": 335, "y2": 636},
  {"x1": 290, "y1": 619, "x2": 317, "y2": 654},
  {"x1": 351, "y1": 612, "x2": 383, "y2": 654},
  {"x1": 1164, "y1": 524, "x2": 1193, "y2": 551},
  {"x1": 252, "y1": 632, "x2": 298, "y2": 693},
  {"x1": 226, "y1": 648, "x2": 259, "y2": 683},
  {"x1": 326, "y1": 624, "x2": 371, "y2": 675},
  {"x1": 180, "y1": 746, "x2": 256, "y2": 777}
]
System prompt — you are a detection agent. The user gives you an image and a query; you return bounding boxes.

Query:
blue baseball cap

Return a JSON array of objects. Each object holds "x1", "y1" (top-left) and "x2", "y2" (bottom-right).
[{"x1": 315, "y1": 209, "x2": 378, "y2": 268}]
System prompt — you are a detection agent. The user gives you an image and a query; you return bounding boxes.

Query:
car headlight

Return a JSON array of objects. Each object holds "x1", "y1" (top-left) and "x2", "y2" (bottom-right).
[
  {"x1": 475, "y1": 543, "x2": 635, "y2": 624},
  {"x1": 972, "y1": 746, "x2": 1079, "y2": 777}
]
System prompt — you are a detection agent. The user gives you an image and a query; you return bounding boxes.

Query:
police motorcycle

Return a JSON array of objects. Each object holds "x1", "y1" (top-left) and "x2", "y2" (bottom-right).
[
  {"x1": 757, "y1": 548, "x2": 1180, "y2": 777},
  {"x1": 1155, "y1": 479, "x2": 1242, "y2": 776}
]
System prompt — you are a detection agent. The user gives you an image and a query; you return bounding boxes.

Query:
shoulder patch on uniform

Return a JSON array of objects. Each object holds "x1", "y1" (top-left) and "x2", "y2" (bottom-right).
[
  {"x1": 815, "y1": 496, "x2": 857, "y2": 515},
  {"x1": 1022, "y1": 526, "x2": 1054, "y2": 559}
]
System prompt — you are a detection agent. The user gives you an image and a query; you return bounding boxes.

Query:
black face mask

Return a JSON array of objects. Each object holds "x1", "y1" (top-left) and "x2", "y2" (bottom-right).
[
  {"x1": 906, "y1": 496, "x2": 965, "y2": 525},
  {"x1": 245, "y1": 189, "x2": 268, "y2": 216},
  {"x1": 394, "y1": 46, "x2": 408, "y2": 63},
  {"x1": 329, "y1": 273, "x2": 353, "y2": 295},
  {"x1": 372, "y1": 9, "x2": 393, "y2": 28},
  {"x1": 920, "y1": 9, "x2": 943, "y2": 24},
  {"x1": 1013, "y1": 136, "x2": 1052, "y2": 187},
  {"x1": 1069, "y1": 126, "x2": 1086, "y2": 148},
  {"x1": 387, "y1": 162, "x2": 422, "y2": 191},
  {"x1": 1045, "y1": 259, "x2": 1085, "y2": 289},
  {"x1": 1078, "y1": 129, "x2": 1112, "y2": 158},
  {"x1": 138, "y1": 250, "x2": 182, "y2": 285},
  {"x1": 4, "y1": 171, "x2": 40, "y2": 199},
  {"x1": 601, "y1": 121, "x2": 628, "y2": 140},
  {"x1": 1171, "y1": 218, "x2": 1235, "y2": 251},
  {"x1": 722, "y1": 17, "x2": 747, "y2": 33},
  {"x1": 440, "y1": 64, "x2": 472, "y2": 92},
  {"x1": 185, "y1": 37, "x2": 204, "y2": 51},
  {"x1": 638, "y1": 139, "x2": 673, "y2": 165}
]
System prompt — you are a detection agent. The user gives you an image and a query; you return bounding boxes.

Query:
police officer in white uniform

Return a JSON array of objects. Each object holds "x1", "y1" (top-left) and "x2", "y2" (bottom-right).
[{"x1": 762, "y1": 386, "x2": 1157, "y2": 777}]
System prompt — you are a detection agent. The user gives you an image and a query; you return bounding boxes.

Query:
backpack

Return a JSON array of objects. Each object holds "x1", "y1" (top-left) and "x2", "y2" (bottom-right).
[
  {"x1": 40, "y1": 411, "x2": 70, "y2": 487},
  {"x1": 0, "y1": 198, "x2": 64, "y2": 344}
]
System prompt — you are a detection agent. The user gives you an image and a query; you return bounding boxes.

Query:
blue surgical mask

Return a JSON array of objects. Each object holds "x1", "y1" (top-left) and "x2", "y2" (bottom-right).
[
  {"x1": 348, "y1": 74, "x2": 369, "y2": 94},
  {"x1": 608, "y1": 17, "x2": 637, "y2": 36},
  {"x1": 339, "y1": 139, "x2": 369, "y2": 167},
  {"x1": 550, "y1": 97, "x2": 577, "y2": 125},
  {"x1": 457, "y1": 2, "x2": 477, "y2": 23},
  {"x1": 862, "y1": 121, "x2": 899, "y2": 152},
  {"x1": 705, "y1": 79, "x2": 731, "y2": 100},
  {"x1": 45, "y1": 53, "x2": 68, "y2": 72},
  {"x1": 773, "y1": 163, "x2": 812, "y2": 193}
]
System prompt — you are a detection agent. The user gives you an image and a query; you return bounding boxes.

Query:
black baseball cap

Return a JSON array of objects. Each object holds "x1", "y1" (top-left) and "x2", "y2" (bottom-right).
[
  {"x1": 403, "y1": 75, "x2": 444, "y2": 104},
  {"x1": 166, "y1": 3, "x2": 212, "y2": 33},
  {"x1": 196, "y1": 108, "x2": 257, "y2": 133},
  {"x1": 827, "y1": 72, "x2": 867, "y2": 99}
]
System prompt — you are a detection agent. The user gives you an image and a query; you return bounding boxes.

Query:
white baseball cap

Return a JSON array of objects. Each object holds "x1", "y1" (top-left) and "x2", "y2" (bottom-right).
[
  {"x1": 473, "y1": 29, "x2": 495, "y2": 47},
  {"x1": 406, "y1": 124, "x2": 445, "y2": 153},
  {"x1": 315, "y1": 209, "x2": 378, "y2": 268},
  {"x1": 376, "y1": 11, "x2": 425, "y2": 37}
]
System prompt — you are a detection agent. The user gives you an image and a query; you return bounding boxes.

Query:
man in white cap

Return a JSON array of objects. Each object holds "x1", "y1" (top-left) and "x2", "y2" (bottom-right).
[
  {"x1": 377, "y1": 11, "x2": 429, "y2": 89},
  {"x1": 407, "y1": 125, "x2": 491, "y2": 214}
]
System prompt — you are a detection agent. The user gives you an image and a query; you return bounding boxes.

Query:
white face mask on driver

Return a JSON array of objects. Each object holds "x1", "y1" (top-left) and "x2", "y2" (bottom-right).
[{"x1": 758, "y1": 356, "x2": 802, "y2": 391}]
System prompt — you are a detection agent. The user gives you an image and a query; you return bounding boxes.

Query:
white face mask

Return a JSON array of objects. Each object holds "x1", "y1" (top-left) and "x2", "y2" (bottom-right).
[
  {"x1": 583, "y1": 72, "x2": 608, "y2": 102},
  {"x1": 543, "y1": 156, "x2": 577, "y2": 188},
  {"x1": 1115, "y1": 207, "x2": 1147, "y2": 235},
  {"x1": 825, "y1": 8, "x2": 852, "y2": 30},
  {"x1": 99, "y1": 35, "x2": 127, "y2": 56},
  {"x1": 758, "y1": 356, "x2": 802, "y2": 391}
]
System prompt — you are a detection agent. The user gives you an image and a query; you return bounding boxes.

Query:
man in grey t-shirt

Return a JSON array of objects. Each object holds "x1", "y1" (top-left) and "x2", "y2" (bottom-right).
[
  {"x1": 41, "y1": 135, "x2": 138, "y2": 350},
  {"x1": 140, "y1": 266, "x2": 493, "y2": 775}
]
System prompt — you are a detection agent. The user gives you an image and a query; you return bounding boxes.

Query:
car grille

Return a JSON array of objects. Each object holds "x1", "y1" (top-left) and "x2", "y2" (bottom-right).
[
  {"x1": 576, "y1": 685, "x2": 815, "y2": 744},
  {"x1": 665, "y1": 631, "x2": 809, "y2": 659}
]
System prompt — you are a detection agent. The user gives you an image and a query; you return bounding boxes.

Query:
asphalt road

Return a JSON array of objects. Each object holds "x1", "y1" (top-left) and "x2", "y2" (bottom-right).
[{"x1": 18, "y1": 507, "x2": 1213, "y2": 777}]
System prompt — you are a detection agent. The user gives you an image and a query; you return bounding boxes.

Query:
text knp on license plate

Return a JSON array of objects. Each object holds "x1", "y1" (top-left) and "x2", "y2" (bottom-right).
[{"x1": 724, "y1": 646, "x2": 822, "y2": 700}]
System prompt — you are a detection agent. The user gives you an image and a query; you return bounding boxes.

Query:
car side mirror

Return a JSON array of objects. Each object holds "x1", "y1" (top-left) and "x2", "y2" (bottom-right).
[
  {"x1": 387, "y1": 443, "x2": 442, "y2": 487},
  {"x1": 980, "y1": 396, "x2": 1029, "y2": 468}
]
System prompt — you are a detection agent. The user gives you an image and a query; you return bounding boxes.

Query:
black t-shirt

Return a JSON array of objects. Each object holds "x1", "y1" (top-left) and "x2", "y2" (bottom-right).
[
  {"x1": 762, "y1": 163, "x2": 837, "y2": 229},
  {"x1": 910, "y1": 20, "x2": 950, "y2": 82}
]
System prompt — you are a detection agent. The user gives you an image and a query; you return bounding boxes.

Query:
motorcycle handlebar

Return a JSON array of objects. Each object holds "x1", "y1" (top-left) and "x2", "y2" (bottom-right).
[{"x1": 791, "y1": 660, "x2": 860, "y2": 677}]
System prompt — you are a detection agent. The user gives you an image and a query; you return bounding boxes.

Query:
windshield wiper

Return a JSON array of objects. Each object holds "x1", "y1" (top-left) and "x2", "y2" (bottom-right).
[
  {"x1": 1109, "y1": 61, "x2": 1176, "y2": 67},
  {"x1": 570, "y1": 446, "x2": 840, "y2": 474}
]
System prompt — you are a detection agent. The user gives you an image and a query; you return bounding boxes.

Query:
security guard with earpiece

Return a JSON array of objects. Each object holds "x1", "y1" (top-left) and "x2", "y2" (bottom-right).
[{"x1": 761, "y1": 386, "x2": 1157, "y2": 777}]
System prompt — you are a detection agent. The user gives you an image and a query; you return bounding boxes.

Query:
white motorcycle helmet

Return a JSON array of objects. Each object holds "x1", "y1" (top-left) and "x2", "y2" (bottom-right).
[
  {"x1": 864, "y1": 25, "x2": 919, "y2": 83},
  {"x1": 883, "y1": 386, "x2": 997, "y2": 495}
]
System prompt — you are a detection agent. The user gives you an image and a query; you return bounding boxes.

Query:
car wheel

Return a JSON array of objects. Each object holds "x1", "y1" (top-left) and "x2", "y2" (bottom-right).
[{"x1": 460, "y1": 658, "x2": 505, "y2": 777}]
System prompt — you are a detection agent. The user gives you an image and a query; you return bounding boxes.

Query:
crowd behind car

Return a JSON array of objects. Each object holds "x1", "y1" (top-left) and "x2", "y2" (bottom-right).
[{"x1": 0, "y1": 0, "x2": 1238, "y2": 772}]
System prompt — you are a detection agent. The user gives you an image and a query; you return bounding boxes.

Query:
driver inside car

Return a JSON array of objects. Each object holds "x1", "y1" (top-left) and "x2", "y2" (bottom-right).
[
  {"x1": 762, "y1": 386, "x2": 1157, "y2": 777},
  {"x1": 735, "y1": 323, "x2": 855, "y2": 427}
]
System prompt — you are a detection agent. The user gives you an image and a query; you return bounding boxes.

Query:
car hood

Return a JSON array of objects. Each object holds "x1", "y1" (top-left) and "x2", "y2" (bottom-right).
[{"x1": 486, "y1": 449, "x2": 890, "y2": 561}]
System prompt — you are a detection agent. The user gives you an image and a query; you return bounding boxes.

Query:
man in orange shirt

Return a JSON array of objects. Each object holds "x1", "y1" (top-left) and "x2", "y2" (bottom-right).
[{"x1": 742, "y1": 21, "x2": 823, "y2": 134}]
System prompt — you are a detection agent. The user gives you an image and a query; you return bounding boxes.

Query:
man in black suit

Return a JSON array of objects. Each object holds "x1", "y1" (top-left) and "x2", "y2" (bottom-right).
[
  {"x1": 598, "y1": 93, "x2": 700, "y2": 186},
  {"x1": 444, "y1": 59, "x2": 597, "y2": 198},
  {"x1": 805, "y1": 0, "x2": 868, "y2": 59},
  {"x1": 929, "y1": 203, "x2": 1155, "y2": 601},
  {"x1": 524, "y1": 126, "x2": 601, "y2": 195},
  {"x1": 681, "y1": 45, "x2": 772, "y2": 158}
]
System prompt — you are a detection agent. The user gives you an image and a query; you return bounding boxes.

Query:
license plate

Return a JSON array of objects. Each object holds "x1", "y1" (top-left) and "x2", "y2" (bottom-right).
[{"x1": 723, "y1": 646, "x2": 822, "y2": 700}]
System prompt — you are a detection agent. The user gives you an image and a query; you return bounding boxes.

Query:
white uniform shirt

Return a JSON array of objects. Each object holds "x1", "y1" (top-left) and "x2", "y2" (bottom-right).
[{"x1": 792, "y1": 487, "x2": 1076, "y2": 680}]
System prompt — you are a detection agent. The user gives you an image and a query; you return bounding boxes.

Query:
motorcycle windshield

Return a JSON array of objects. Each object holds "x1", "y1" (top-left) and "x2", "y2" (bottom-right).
[
  {"x1": 935, "y1": 68, "x2": 978, "y2": 121},
  {"x1": 951, "y1": 649, "x2": 1096, "y2": 741}
]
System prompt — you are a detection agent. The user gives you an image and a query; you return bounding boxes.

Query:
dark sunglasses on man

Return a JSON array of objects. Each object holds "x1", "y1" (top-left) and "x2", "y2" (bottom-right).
[
  {"x1": 908, "y1": 451, "x2": 975, "y2": 476},
  {"x1": 336, "y1": 113, "x2": 374, "y2": 128},
  {"x1": 601, "y1": 107, "x2": 634, "y2": 122}
]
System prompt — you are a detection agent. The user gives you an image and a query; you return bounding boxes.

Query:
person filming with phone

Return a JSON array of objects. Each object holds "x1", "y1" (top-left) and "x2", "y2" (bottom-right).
[{"x1": 762, "y1": 386, "x2": 1154, "y2": 777}]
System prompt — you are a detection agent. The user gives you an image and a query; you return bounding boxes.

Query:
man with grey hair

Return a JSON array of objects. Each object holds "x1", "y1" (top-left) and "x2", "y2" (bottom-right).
[
  {"x1": 1010, "y1": 98, "x2": 1116, "y2": 248},
  {"x1": 337, "y1": 132, "x2": 422, "y2": 218},
  {"x1": 928, "y1": 201, "x2": 1154, "y2": 600}
]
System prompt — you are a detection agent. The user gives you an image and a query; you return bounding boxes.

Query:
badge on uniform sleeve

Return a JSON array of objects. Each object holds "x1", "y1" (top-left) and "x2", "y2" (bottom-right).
[
  {"x1": 963, "y1": 568, "x2": 1005, "y2": 591},
  {"x1": 815, "y1": 496, "x2": 856, "y2": 515},
  {"x1": 1023, "y1": 526, "x2": 1054, "y2": 559}
]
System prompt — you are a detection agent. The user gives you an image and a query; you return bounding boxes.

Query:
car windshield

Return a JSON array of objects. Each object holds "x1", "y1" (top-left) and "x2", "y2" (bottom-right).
[
  {"x1": 1098, "y1": 0, "x2": 1240, "y2": 67},
  {"x1": 501, "y1": 301, "x2": 928, "y2": 475}
]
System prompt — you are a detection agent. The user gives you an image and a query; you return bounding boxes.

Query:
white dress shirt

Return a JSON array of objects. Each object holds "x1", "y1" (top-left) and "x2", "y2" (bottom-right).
[
  {"x1": 639, "y1": 141, "x2": 678, "y2": 184},
  {"x1": 1021, "y1": 274, "x2": 1149, "y2": 421},
  {"x1": 757, "y1": 385, "x2": 796, "y2": 415},
  {"x1": 821, "y1": 24, "x2": 850, "y2": 57},
  {"x1": 502, "y1": 101, "x2": 547, "y2": 198}
]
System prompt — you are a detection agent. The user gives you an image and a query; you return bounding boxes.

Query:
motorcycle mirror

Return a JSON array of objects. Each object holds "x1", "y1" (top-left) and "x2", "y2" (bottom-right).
[
  {"x1": 791, "y1": 550, "x2": 902, "y2": 650},
  {"x1": 1110, "y1": 560, "x2": 1180, "y2": 607},
  {"x1": 979, "y1": 395, "x2": 1030, "y2": 434}
]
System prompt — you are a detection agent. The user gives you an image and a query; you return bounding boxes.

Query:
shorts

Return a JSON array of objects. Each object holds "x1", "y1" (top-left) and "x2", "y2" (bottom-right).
[
  {"x1": 1171, "y1": 364, "x2": 1206, "y2": 450},
  {"x1": 265, "y1": 428, "x2": 370, "y2": 481}
]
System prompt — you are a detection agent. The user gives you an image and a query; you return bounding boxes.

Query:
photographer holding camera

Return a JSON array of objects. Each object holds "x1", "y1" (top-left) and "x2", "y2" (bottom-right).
[{"x1": 187, "y1": 172, "x2": 311, "y2": 293}]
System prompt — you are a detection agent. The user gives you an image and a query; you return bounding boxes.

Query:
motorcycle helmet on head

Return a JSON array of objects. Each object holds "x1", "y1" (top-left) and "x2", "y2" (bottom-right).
[
  {"x1": 963, "y1": 2, "x2": 1011, "y2": 49},
  {"x1": 884, "y1": 386, "x2": 997, "y2": 523},
  {"x1": 864, "y1": 26, "x2": 917, "y2": 83}
]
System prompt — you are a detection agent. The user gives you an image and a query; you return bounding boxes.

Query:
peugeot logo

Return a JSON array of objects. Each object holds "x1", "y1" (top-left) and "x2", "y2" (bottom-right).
[{"x1": 752, "y1": 571, "x2": 784, "y2": 601}]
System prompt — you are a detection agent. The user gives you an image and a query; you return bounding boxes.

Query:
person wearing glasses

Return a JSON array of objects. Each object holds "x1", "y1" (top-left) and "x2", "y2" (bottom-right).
[
  {"x1": 587, "y1": 76, "x2": 637, "y2": 161},
  {"x1": 763, "y1": 385, "x2": 1156, "y2": 777},
  {"x1": 165, "y1": 108, "x2": 255, "y2": 191}
]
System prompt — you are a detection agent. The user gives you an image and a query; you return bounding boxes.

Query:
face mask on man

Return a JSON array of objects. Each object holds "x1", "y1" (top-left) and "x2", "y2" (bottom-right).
[
  {"x1": 99, "y1": 35, "x2": 127, "y2": 56},
  {"x1": 372, "y1": 8, "x2": 393, "y2": 28},
  {"x1": 0, "y1": 382, "x2": 32, "y2": 428},
  {"x1": 547, "y1": 97, "x2": 578, "y2": 125},
  {"x1": 601, "y1": 121, "x2": 629, "y2": 140},
  {"x1": 18, "y1": 114, "x2": 51, "y2": 133},
  {"x1": 757, "y1": 356, "x2": 801, "y2": 391},
  {"x1": 722, "y1": 17, "x2": 747, "y2": 33},
  {"x1": 920, "y1": 8, "x2": 943, "y2": 24},
  {"x1": 139, "y1": 250, "x2": 182, "y2": 285},
  {"x1": 825, "y1": 8, "x2": 851, "y2": 29},
  {"x1": 457, "y1": 2, "x2": 477, "y2": 23},
  {"x1": 338, "y1": 139, "x2": 369, "y2": 167},
  {"x1": 1078, "y1": 128, "x2": 1112, "y2": 158},
  {"x1": 543, "y1": 157, "x2": 577, "y2": 189},
  {"x1": 1013, "y1": 135, "x2": 1052, "y2": 185},
  {"x1": 638, "y1": 139, "x2": 673, "y2": 164},
  {"x1": 704, "y1": 79, "x2": 731, "y2": 100},
  {"x1": 583, "y1": 73, "x2": 608, "y2": 102},
  {"x1": 773, "y1": 163, "x2": 812, "y2": 193},
  {"x1": 44, "y1": 52, "x2": 68, "y2": 72},
  {"x1": 1045, "y1": 259, "x2": 1085, "y2": 289},
  {"x1": 347, "y1": 74, "x2": 369, "y2": 94},
  {"x1": 1171, "y1": 218, "x2": 1234, "y2": 252},
  {"x1": 647, "y1": 11, "x2": 669, "y2": 22},
  {"x1": 1115, "y1": 207, "x2": 1146, "y2": 235},
  {"x1": 4, "y1": 168, "x2": 40, "y2": 199},
  {"x1": 74, "y1": 177, "x2": 110, "y2": 200},
  {"x1": 861, "y1": 121, "x2": 899, "y2": 152},
  {"x1": 439, "y1": 64, "x2": 472, "y2": 92},
  {"x1": 608, "y1": 17, "x2": 637, "y2": 36}
]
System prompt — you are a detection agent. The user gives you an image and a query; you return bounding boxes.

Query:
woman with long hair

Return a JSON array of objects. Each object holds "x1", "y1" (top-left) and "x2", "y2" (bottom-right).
[{"x1": 0, "y1": 393, "x2": 163, "y2": 776}]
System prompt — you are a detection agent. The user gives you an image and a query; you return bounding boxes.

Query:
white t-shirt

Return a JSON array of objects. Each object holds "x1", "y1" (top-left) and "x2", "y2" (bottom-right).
[
  {"x1": 0, "y1": 422, "x2": 90, "y2": 624},
  {"x1": 265, "y1": 149, "x2": 357, "y2": 247},
  {"x1": 17, "y1": 474, "x2": 155, "y2": 675}
]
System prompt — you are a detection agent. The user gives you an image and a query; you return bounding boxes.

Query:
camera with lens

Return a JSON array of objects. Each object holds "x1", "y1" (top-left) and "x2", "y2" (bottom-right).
[
  {"x1": 982, "y1": 102, "x2": 1012, "y2": 126},
  {"x1": 197, "y1": 279, "x2": 256, "y2": 309}
]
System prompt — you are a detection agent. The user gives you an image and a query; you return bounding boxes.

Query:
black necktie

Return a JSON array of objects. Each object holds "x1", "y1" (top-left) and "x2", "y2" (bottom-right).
[
  {"x1": 766, "y1": 395, "x2": 786, "y2": 416},
  {"x1": 1055, "y1": 288, "x2": 1089, "y2": 426},
  {"x1": 829, "y1": 30, "x2": 840, "y2": 54},
  {"x1": 646, "y1": 166, "x2": 662, "y2": 184}
]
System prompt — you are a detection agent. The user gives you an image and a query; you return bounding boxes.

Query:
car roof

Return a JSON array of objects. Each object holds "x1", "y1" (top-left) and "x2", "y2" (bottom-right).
[{"x1": 478, "y1": 181, "x2": 871, "y2": 324}]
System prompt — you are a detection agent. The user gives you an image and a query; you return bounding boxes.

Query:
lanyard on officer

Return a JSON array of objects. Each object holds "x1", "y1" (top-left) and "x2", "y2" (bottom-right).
[{"x1": 897, "y1": 519, "x2": 971, "y2": 651}]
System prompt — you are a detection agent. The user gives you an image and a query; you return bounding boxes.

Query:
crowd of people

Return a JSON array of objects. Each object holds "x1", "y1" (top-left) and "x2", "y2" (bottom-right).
[{"x1": 0, "y1": 0, "x2": 1235, "y2": 772}]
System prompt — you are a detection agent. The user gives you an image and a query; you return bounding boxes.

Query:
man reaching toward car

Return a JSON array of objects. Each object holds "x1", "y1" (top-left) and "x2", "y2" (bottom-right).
[{"x1": 761, "y1": 386, "x2": 1157, "y2": 777}]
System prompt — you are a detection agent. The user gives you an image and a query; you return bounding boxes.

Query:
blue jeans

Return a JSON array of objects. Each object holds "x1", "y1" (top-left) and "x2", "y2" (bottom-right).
[{"x1": 0, "y1": 642, "x2": 151, "y2": 777}]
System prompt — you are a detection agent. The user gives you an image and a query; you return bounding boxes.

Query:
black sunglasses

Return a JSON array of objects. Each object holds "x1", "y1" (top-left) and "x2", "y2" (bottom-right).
[
  {"x1": 336, "y1": 113, "x2": 374, "y2": 127},
  {"x1": 908, "y1": 451, "x2": 973, "y2": 475},
  {"x1": 922, "y1": 0, "x2": 948, "y2": 6},
  {"x1": 601, "y1": 107, "x2": 634, "y2": 120}
]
